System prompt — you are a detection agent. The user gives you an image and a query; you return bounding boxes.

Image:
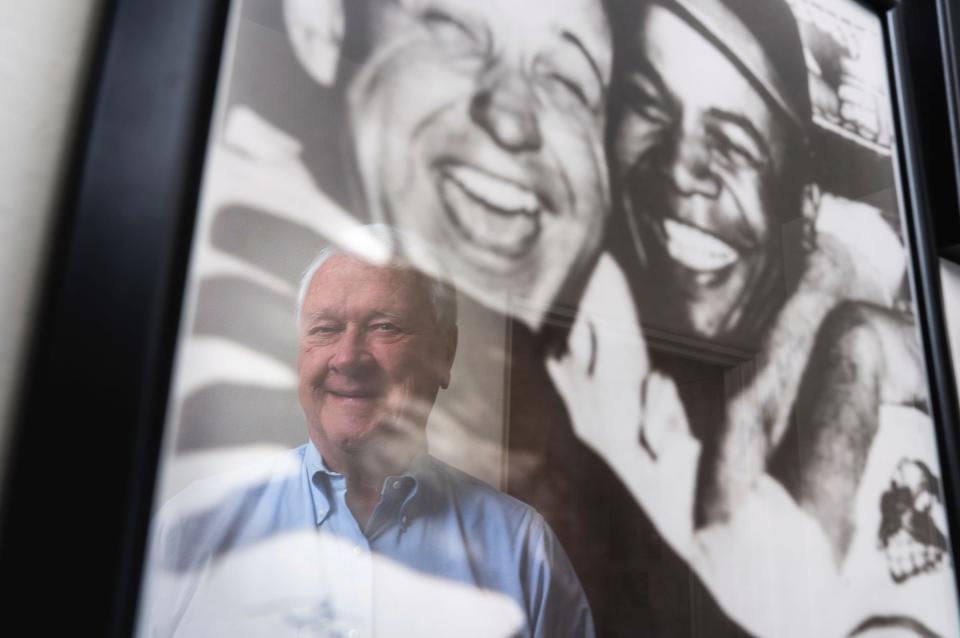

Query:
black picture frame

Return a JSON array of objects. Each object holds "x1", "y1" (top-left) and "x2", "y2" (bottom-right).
[
  {"x1": 2, "y1": 0, "x2": 959, "y2": 635},
  {"x1": 934, "y1": 0, "x2": 960, "y2": 260},
  {"x1": 0, "y1": 0, "x2": 230, "y2": 635},
  {"x1": 888, "y1": 0, "x2": 960, "y2": 600}
]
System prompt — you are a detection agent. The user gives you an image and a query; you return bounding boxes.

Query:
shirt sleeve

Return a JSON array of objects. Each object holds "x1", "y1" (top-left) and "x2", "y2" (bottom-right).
[{"x1": 524, "y1": 512, "x2": 596, "y2": 638}]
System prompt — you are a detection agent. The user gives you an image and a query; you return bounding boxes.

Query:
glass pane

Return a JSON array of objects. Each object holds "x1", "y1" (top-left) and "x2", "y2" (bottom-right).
[{"x1": 138, "y1": 1, "x2": 960, "y2": 636}]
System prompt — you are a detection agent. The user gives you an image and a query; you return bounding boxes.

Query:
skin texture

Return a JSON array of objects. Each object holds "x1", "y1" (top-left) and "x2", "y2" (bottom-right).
[
  {"x1": 346, "y1": 0, "x2": 612, "y2": 329},
  {"x1": 695, "y1": 233, "x2": 889, "y2": 526},
  {"x1": 772, "y1": 302, "x2": 926, "y2": 562},
  {"x1": 297, "y1": 255, "x2": 457, "y2": 526},
  {"x1": 613, "y1": 4, "x2": 800, "y2": 344}
]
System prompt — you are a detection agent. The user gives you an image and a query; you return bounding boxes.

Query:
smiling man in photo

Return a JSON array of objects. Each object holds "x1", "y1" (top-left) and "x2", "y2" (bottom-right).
[
  {"x1": 606, "y1": 0, "x2": 905, "y2": 514},
  {"x1": 298, "y1": 0, "x2": 614, "y2": 330},
  {"x1": 545, "y1": 0, "x2": 960, "y2": 633},
  {"x1": 611, "y1": 0, "x2": 816, "y2": 347}
]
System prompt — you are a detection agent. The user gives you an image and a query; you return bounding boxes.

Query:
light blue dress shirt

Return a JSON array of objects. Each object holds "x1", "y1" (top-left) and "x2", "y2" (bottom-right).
[{"x1": 147, "y1": 443, "x2": 594, "y2": 637}]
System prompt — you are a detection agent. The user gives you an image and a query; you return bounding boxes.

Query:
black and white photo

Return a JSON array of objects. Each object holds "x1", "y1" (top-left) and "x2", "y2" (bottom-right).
[{"x1": 136, "y1": 1, "x2": 960, "y2": 636}]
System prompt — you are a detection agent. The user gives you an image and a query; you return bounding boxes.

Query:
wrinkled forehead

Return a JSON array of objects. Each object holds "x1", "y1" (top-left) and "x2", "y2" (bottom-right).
[
  {"x1": 311, "y1": 255, "x2": 424, "y2": 295},
  {"x1": 637, "y1": 0, "x2": 808, "y2": 131},
  {"x1": 372, "y1": 0, "x2": 612, "y2": 74}
]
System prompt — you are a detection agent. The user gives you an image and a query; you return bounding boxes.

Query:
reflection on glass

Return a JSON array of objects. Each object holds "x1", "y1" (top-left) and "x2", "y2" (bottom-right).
[
  {"x1": 145, "y1": 232, "x2": 591, "y2": 636},
  {"x1": 138, "y1": 0, "x2": 960, "y2": 637}
]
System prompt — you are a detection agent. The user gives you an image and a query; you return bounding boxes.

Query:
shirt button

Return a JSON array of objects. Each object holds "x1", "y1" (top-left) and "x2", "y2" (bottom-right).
[
  {"x1": 352, "y1": 545, "x2": 362, "y2": 556},
  {"x1": 401, "y1": 515, "x2": 408, "y2": 525},
  {"x1": 391, "y1": 480, "x2": 402, "y2": 490},
  {"x1": 347, "y1": 630, "x2": 359, "y2": 638}
]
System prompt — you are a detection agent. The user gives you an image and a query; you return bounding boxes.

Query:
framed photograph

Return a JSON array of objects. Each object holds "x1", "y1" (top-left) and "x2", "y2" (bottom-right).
[{"x1": 5, "y1": 1, "x2": 960, "y2": 636}]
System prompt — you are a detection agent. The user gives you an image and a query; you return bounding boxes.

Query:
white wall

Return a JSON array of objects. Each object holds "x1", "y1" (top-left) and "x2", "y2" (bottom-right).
[{"x1": 0, "y1": 2, "x2": 105, "y2": 500}]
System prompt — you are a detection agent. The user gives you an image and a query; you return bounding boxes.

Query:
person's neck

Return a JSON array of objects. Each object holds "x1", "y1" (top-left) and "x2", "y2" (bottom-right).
[
  {"x1": 311, "y1": 435, "x2": 422, "y2": 531},
  {"x1": 341, "y1": 463, "x2": 387, "y2": 531}
]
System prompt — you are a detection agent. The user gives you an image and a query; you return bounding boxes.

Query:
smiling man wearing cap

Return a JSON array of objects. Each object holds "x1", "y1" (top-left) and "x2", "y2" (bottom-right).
[
  {"x1": 607, "y1": 0, "x2": 914, "y2": 522},
  {"x1": 612, "y1": 0, "x2": 817, "y2": 346},
  {"x1": 547, "y1": 0, "x2": 960, "y2": 634}
]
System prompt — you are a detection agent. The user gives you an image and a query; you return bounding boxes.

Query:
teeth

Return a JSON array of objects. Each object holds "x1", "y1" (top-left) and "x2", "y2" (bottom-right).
[
  {"x1": 662, "y1": 218, "x2": 738, "y2": 272},
  {"x1": 445, "y1": 165, "x2": 539, "y2": 214},
  {"x1": 440, "y1": 175, "x2": 539, "y2": 257}
]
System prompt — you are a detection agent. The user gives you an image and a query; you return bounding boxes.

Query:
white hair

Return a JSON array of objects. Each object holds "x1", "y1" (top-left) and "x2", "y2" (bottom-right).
[{"x1": 295, "y1": 224, "x2": 457, "y2": 332}]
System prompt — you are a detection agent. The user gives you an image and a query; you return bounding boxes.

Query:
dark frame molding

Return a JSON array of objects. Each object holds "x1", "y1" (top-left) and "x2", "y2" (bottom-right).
[
  {"x1": 0, "y1": 0, "x2": 230, "y2": 635},
  {"x1": 1, "y1": 0, "x2": 959, "y2": 633},
  {"x1": 885, "y1": 0, "x2": 960, "y2": 600},
  {"x1": 935, "y1": 0, "x2": 960, "y2": 260}
]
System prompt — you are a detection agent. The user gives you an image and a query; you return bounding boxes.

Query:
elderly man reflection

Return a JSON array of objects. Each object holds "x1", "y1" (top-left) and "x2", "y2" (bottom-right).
[
  {"x1": 149, "y1": 241, "x2": 593, "y2": 637},
  {"x1": 288, "y1": 0, "x2": 612, "y2": 330}
]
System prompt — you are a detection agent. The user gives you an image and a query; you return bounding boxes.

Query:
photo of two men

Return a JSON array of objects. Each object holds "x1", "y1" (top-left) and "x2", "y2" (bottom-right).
[{"x1": 140, "y1": 1, "x2": 960, "y2": 636}]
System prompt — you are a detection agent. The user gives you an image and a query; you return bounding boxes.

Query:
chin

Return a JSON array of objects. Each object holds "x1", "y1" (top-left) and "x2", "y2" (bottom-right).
[{"x1": 324, "y1": 424, "x2": 380, "y2": 449}]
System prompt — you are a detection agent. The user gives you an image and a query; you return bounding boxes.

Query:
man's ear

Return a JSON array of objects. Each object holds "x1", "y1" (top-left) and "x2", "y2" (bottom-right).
[
  {"x1": 283, "y1": 0, "x2": 345, "y2": 87},
  {"x1": 440, "y1": 326, "x2": 459, "y2": 390},
  {"x1": 800, "y1": 182, "x2": 821, "y2": 251},
  {"x1": 802, "y1": 182, "x2": 821, "y2": 225}
]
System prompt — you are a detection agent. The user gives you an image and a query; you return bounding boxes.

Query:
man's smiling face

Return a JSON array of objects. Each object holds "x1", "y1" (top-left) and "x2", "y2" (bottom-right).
[
  {"x1": 297, "y1": 255, "x2": 455, "y2": 458},
  {"x1": 615, "y1": 4, "x2": 793, "y2": 342},
  {"x1": 347, "y1": 0, "x2": 611, "y2": 328}
]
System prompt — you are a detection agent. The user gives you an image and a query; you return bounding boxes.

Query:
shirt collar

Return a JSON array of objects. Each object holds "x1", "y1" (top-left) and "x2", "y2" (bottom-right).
[{"x1": 304, "y1": 442, "x2": 435, "y2": 527}]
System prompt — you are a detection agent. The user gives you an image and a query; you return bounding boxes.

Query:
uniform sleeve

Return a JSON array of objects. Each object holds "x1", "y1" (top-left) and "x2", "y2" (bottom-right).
[{"x1": 524, "y1": 512, "x2": 596, "y2": 638}]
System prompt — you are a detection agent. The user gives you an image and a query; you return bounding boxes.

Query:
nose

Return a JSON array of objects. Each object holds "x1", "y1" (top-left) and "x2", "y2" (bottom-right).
[
  {"x1": 329, "y1": 328, "x2": 370, "y2": 374},
  {"x1": 661, "y1": 132, "x2": 721, "y2": 198},
  {"x1": 470, "y1": 70, "x2": 542, "y2": 152}
]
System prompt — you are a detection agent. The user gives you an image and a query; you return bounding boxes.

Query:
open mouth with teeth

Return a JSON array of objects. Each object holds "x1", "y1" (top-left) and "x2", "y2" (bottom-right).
[
  {"x1": 327, "y1": 390, "x2": 378, "y2": 399},
  {"x1": 660, "y1": 218, "x2": 739, "y2": 273},
  {"x1": 323, "y1": 384, "x2": 384, "y2": 401},
  {"x1": 437, "y1": 163, "x2": 544, "y2": 258}
]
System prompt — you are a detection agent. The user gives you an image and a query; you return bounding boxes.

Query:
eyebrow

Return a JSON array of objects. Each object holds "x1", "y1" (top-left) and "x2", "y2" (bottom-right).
[
  {"x1": 560, "y1": 30, "x2": 605, "y2": 91},
  {"x1": 368, "y1": 311, "x2": 406, "y2": 323},
  {"x1": 305, "y1": 310, "x2": 407, "y2": 323},
  {"x1": 303, "y1": 311, "x2": 339, "y2": 324},
  {"x1": 706, "y1": 109, "x2": 772, "y2": 163}
]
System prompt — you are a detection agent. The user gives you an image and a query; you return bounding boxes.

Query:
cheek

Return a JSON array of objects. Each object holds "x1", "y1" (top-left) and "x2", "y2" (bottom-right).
[
  {"x1": 296, "y1": 349, "x2": 325, "y2": 386},
  {"x1": 725, "y1": 173, "x2": 775, "y2": 241},
  {"x1": 540, "y1": 109, "x2": 609, "y2": 226},
  {"x1": 351, "y1": 53, "x2": 476, "y2": 203},
  {"x1": 353, "y1": 40, "x2": 477, "y2": 129},
  {"x1": 543, "y1": 107, "x2": 606, "y2": 176},
  {"x1": 380, "y1": 347, "x2": 437, "y2": 390}
]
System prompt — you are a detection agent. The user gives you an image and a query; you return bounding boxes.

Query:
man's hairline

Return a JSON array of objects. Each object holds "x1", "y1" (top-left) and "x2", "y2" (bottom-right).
[{"x1": 295, "y1": 243, "x2": 458, "y2": 335}]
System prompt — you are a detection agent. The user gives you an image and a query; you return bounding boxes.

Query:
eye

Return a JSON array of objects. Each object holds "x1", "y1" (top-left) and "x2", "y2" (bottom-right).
[
  {"x1": 309, "y1": 324, "x2": 341, "y2": 336},
  {"x1": 623, "y1": 78, "x2": 671, "y2": 126},
  {"x1": 548, "y1": 72, "x2": 589, "y2": 107},
  {"x1": 306, "y1": 323, "x2": 343, "y2": 343},
  {"x1": 371, "y1": 322, "x2": 401, "y2": 334},
  {"x1": 623, "y1": 72, "x2": 673, "y2": 125},
  {"x1": 709, "y1": 127, "x2": 764, "y2": 171},
  {"x1": 533, "y1": 50, "x2": 602, "y2": 112},
  {"x1": 422, "y1": 9, "x2": 475, "y2": 47}
]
